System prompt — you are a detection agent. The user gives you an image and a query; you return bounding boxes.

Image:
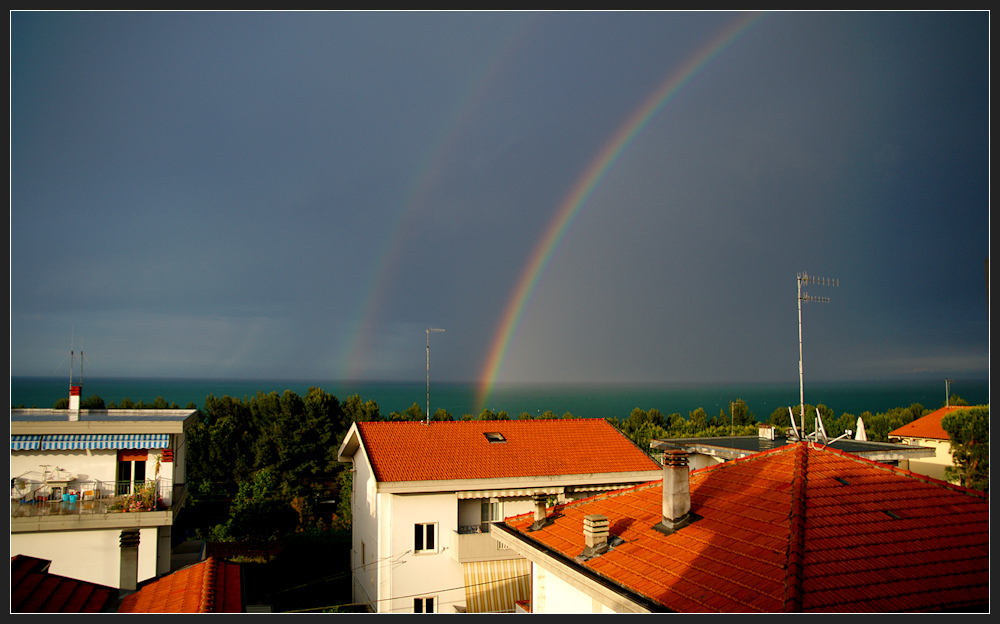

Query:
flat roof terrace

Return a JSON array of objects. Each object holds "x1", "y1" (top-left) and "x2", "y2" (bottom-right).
[
  {"x1": 10, "y1": 409, "x2": 197, "y2": 435},
  {"x1": 651, "y1": 434, "x2": 936, "y2": 463}
]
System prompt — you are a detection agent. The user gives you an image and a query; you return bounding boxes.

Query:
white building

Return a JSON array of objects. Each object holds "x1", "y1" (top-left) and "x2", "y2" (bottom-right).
[
  {"x1": 336, "y1": 418, "x2": 661, "y2": 613},
  {"x1": 10, "y1": 384, "x2": 197, "y2": 590},
  {"x1": 888, "y1": 405, "x2": 976, "y2": 482}
]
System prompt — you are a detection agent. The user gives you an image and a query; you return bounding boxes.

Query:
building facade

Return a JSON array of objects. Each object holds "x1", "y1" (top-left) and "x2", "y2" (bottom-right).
[
  {"x1": 888, "y1": 405, "x2": 975, "y2": 482},
  {"x1": 10, "y1": 387, "x2": 196, "y2": 590},
  {"x1": 336, "y1": 418, "x2": 661, "y2": 613}
]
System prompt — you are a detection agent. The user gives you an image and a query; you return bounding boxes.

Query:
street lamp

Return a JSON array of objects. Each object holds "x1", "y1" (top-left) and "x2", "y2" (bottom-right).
[{"x1": 426, "y1": 328, "x2": 445, "y2": 424}]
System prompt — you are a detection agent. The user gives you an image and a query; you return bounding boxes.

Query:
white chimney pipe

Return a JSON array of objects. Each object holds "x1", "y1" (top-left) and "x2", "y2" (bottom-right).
[
  {"x1": 68, "y1": 385, "x2": 81, "y2": 421},
  {"x1": 654, "y1": 449, "x2": 699, "y2": 535},
  {"x1": 529, "y1": 495, "x2": 552, "y2": 531}
]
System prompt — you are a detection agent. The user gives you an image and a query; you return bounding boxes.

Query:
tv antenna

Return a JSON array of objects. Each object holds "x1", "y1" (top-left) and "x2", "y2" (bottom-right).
[
  {"x1": 945, "y1": 379, "x2": 956, "y2": 406},
  {"x1": 426, "y1": 328, "x2": 445, "y2": 424},
  {"x1": 797, "y1": 272, "x2": 838, "y2": 422},
  {"x1": 54, "y1": 331, "x2": 92, "y2": 388}
]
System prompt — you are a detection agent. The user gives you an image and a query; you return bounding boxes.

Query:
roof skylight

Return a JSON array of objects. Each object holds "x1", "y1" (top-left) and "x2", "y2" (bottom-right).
[{"x1": 484, "y1": 432, "x2": 506, "y2": 443}]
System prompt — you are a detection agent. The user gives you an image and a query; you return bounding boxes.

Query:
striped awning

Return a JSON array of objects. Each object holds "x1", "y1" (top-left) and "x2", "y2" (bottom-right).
[
  {"x1": 463, "y1": 559, "x2": 530, "y2": 614},
  {"x1": 11, "y1": 434, "x2": 170, "y2": 451},
  {"x1": 11, "y1": 435, "x2": 42, "y2": 451}
]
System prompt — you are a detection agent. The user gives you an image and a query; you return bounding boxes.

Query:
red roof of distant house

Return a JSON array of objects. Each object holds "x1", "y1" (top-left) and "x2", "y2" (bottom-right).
[
  {"x1": 118, "y1": 557, "x2": 243, "y2": 613},
  {"x1": 500, "y1": 443, "x2": 989, "y2": 613},
  {"x1": 889, "y1": 405, "x2": 969, "y2": 440},
  {"x1": 353, "y1": 419, "x2": 660, "y2": 483},
  {"x1": 10, "y1": 555, "x2": 117, "y2": 613}
]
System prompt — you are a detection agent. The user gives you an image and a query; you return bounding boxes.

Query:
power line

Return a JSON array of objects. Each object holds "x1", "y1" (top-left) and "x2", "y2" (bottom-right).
[{"x1": 281, "y1": 571, "x2": 531, "y2": 614}]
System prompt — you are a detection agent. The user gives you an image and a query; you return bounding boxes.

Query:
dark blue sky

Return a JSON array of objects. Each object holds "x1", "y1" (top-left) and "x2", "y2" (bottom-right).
[{"x1": 10, "y1": 11, "x2": 989, "y2": 386}]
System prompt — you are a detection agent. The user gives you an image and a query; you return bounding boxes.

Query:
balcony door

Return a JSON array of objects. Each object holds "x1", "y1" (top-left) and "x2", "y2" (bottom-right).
[{"x1": 117, "y1": 449, "x2": 147, "y2": 495}]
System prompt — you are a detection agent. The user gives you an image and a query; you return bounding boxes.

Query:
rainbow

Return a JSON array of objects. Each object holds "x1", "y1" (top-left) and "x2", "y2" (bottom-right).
[
  {"x1": 475, "y1": 12, "x2": 765, "y2": 413},
  {"x1": 340, "y1": 17, "x2": 539, "y2": 381}
]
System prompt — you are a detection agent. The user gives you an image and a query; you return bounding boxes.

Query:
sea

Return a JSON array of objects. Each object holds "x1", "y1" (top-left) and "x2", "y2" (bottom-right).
[{"x1": 8, "y1": 376, "x2": 990, "y2": 422}]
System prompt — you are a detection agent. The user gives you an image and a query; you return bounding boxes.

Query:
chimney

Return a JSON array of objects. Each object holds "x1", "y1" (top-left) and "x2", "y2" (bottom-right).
[
  {"x1": 68, "y1": 385, "x2": 81, "y2": 421},
  {"x1": 582, "y1": 515, "x2": 609, "y2": 556},
  {"x1": 654, "y1": 449, "x2": 699, "y2": 536},
  {"x1": 528, "y1": 495, "x2": 551, "y2": 531},
  {"x1": 119, "y1": 529, "x2": 140, "y2": 592}
]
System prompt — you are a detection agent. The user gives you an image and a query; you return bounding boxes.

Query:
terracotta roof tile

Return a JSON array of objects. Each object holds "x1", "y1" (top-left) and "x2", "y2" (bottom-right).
[
  {"x1": 118, "y1": 557, "x2": 243, "y2": 613},
  {"x1": 10, "y1": 555, "x2": 117, "y2": 613},
  {"x1": 889, "y1": 405, "x2": 967, "y2": 440},
  {"x1": 355, "y1": 418, "x2": 660, "y2": 482},
  {"x1": 502, "y1": 443, "x2": 988, "y2": 613}
]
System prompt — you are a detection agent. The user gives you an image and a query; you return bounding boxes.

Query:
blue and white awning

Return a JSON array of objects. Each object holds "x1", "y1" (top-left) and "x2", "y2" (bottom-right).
[
  {"x1": 11, "y1": 435, "x2": 42, "y2": 451},
  {"x1": 11, "y1": 434, "x2": 170, "y2": 451}
]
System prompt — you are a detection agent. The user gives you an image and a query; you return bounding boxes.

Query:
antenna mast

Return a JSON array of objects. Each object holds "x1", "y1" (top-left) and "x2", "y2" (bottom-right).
[{"x1": 797, "y1": 272, "x2": 838, "y2": 424}]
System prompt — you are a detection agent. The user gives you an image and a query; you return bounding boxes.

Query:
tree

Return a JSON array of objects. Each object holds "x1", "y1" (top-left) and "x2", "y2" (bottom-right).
[
  {"x1": 223, "y1": 467, "x2": 298, "y2": 543},
  {"x1": 81, "y1": 394, "x2": 106, "y2": 409},
  {"x1": 342, "y1": 393, "x2": 382, "y2": 424},
  {"x1": 688, "y1": 408, "x2": 708, "y2": 430},
  {"x1": 431, "y1": 408, "x2": 453, "y2": 421},
  {"x1": 726, "y1": 399, "x2": 755, "y2": 429},
  {"x1": 941, "y1": 407, "x2": 989, "y2": 492}
]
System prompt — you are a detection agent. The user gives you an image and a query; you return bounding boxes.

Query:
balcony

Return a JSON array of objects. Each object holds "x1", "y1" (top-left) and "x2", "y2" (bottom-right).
[
  {"x1": 451, "y1": 525, "x2": 522, "y2": 564},
  {"x1": 10, "y1": 479, "x2": 186, "y2": 532}
]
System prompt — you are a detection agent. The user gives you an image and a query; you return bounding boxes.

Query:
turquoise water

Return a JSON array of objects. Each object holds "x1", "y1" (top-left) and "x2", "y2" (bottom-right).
[{"x1": 9, "y1": 376, "x2": 989, "y2": 421}]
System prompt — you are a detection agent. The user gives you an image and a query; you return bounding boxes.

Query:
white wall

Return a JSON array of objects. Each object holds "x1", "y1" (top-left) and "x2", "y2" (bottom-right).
[
  {"x1": 899, "y1": 438, "x2": 953, "y2": 482},
  {"x1": 11, "y1": 450, "x2": 120, "y2": 491},
  {"x1": 349, "y1": 456, "x2": 379, "y2": 611},
  {"x1": 532, "y1": 563, "x2": 617, "y2": 613},
  {"x1": 11, "y1": 527, "x2": 161, "y2": 588},
  {"x1": 385, "y1": 491, "x2": 466, "y2": 613},
  {"x1": 11, "y1": 447, "x2": 175, "y2": 498}
]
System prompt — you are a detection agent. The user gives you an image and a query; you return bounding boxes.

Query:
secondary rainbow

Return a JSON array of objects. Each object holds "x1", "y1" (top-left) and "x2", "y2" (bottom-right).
[
  {"x1": 339, "y1": 18, "x2": 538, "y2": 381},
  {"x1": 475, "y1": 13, "x2": 764, "y2": 413}
]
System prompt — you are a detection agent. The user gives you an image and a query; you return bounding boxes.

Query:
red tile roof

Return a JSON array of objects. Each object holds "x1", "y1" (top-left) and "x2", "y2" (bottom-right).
[
  {"x1": 354, "y1": 419, "x2": 661, "y2": 483},
  {"x1": 118, "y1": 557, "x2": 243, "y2": 613},
  {"x1": 889, "y1": 405, "x2": 968, "y2": 440},
  {"x1": 10, "y1": 555, "x2": 117, "y2": 613},
  {"x1": 502, "y1": 443, "x2": 989, "y2": 613}
]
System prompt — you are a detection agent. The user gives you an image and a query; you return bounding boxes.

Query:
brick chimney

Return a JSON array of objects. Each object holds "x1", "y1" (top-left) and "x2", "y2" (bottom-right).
[{"x1": 654, "y1": 449, "x2": 699, "y2": 536}]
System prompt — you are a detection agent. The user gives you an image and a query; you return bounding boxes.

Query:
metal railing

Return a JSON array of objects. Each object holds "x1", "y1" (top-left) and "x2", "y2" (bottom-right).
[{"x1": 10, "y1": 479, "x2": 172, "y2": 518}]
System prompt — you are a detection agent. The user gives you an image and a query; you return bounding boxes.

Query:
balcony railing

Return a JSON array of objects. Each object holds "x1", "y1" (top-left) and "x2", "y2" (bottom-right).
[
  {"x1": 451, "y1": 526, "x2": 518, "y2": 563},
  {"x1": 10, "y1": 479, "x2": 173, "y2": 518}
]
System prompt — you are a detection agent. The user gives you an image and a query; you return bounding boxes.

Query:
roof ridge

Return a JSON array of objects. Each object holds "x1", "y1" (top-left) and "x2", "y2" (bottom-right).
[
  {"x1": 200, "y1": 557, "x2": 217, "y2": 613},
  {"x1": 782, "y1": 442, "x2": 808, "y2": 613},
  {"x1": 817, "y1": 442, "x2": 989, "y2": 500}
]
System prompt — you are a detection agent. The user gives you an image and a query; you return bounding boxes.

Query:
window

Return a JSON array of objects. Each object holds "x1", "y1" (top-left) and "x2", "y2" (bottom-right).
[
  {"x1": 481, "y1": 499, "x2": 502, "y2": 533},
  {"x1": 484, "y1": 432, "x2": 506, "y2": 443},
  {"x1": 414, "y1": 523, "x2": 436, "y2": 552},
  {"x1": 117, "y1": 449, "x2": 147, "y2": 496},
  {"x1": 414, "y1": 597, "x2": 435, "y2": 613}
]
